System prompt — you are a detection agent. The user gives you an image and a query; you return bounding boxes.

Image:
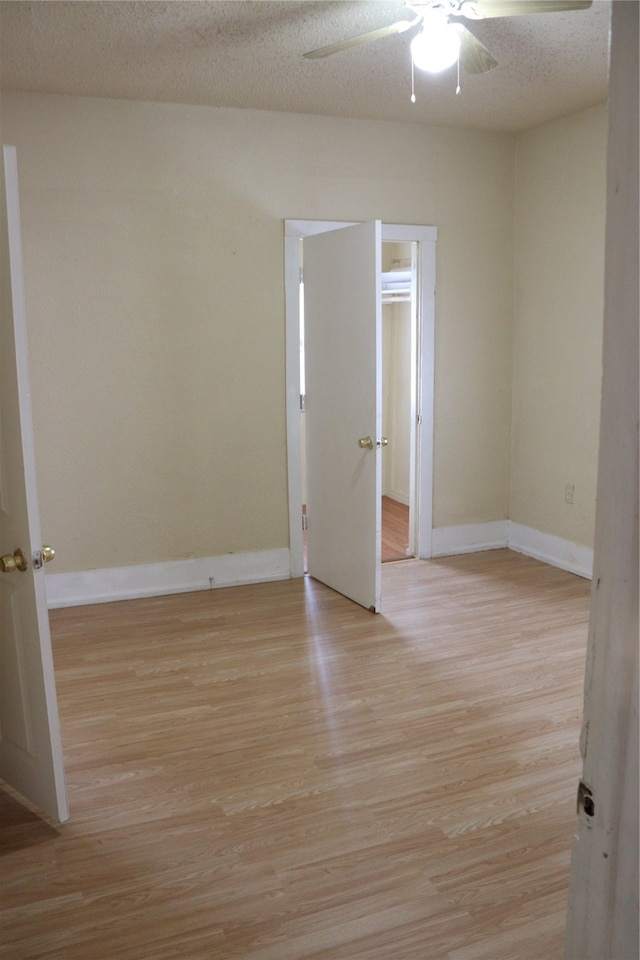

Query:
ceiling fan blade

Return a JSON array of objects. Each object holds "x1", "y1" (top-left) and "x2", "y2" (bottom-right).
[
  {"x1": 452, "y1": 23, "x2": 499, "y2": 74},
  {"x1": 457, "y1": 0, "x2": 592, "y2": 18},
  {"x1": 303, "y1": 17, "x2": 418, "y2": 59}
]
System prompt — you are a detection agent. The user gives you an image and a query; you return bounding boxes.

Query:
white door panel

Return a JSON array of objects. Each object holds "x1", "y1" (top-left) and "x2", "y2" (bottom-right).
[
  {"x1": 0, "y1": 145, "x2": 68, "y2": 822},
  {"x1": 304, "y1": 221, "x2": 382, "y2": 611}
]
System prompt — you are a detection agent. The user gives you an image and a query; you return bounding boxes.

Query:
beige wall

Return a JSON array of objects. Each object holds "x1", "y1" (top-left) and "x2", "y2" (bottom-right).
[
  {"x1": 381, "y1": 241, "x2": 412, "y2": 504},
  {"x1": 511, "y1": 105, "x2": 607, "y2": 546},
  {"x1": 0, "y1": 92, "x2": 514, "y2": 574},
  {"x1": 382, "y1": 300, "x2": 412, "y2": 504}
]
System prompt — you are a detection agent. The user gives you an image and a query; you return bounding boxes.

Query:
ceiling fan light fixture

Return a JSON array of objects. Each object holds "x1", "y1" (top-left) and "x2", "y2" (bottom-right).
[{"x1": 410, "y1": 18, "x2": 461, "y2": 73}]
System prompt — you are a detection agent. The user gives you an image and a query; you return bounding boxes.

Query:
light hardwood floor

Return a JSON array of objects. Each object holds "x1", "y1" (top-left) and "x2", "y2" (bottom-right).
[
  {"x1": 0, "y1": 550, "x2": 590, "y2": 960},
  {"x1": 381, "y1": 496, "x2": 410, "y2": 563}
]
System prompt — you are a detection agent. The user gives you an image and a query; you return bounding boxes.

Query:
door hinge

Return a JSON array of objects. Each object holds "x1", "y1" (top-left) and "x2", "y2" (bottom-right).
[
  {"x1": 300, "y1": 394, "x2": 306, "y2": 412},
  {"x1": 302, "y1": 513, "x2": 308, "y2": 531}
]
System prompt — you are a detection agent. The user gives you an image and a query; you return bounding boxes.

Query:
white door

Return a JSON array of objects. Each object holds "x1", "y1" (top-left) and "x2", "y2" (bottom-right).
[
  {"x1": 304, "y1": 221, "x2": 382, "y2": 611},
  {"x1": 0, "y1": 145, "x2": 69, "y2": 822}
]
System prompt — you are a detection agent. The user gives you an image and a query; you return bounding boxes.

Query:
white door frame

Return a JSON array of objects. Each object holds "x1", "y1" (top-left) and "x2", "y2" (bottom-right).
[
  {"x1": 284, "y1": 219, "x2": 436, "y2": 578},
  {"x1": 565, "y1": 1, "x2": 639, "y2": 955}
]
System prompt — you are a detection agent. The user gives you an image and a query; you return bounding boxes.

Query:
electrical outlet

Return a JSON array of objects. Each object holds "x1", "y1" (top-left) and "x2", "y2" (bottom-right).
[{"x1": 565, "y1": 484, "x2": 575, "y2": 505}]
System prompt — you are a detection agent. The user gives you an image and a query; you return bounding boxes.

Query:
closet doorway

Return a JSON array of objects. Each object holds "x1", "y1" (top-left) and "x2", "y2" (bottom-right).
[
  {"x1": 380, "y1": 240, "x2": 416, "y2": 563},
  {"x1": 284, "y1": 220, "x2": 436, "y2": 608}
]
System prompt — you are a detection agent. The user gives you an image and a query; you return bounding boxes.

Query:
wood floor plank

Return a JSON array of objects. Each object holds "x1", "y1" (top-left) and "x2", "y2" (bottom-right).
[
  {"x1": 381, "y1": 496, "x2": 410, "y2": 562},
  {"x1": 0, "y1": 550, "x2": 590, "y2": 959}
]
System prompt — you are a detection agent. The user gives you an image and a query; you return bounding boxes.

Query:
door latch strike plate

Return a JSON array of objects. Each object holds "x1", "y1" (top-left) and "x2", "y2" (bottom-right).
[{"x1": 577, "y1": 779, "x2": 595, "y2": 818}]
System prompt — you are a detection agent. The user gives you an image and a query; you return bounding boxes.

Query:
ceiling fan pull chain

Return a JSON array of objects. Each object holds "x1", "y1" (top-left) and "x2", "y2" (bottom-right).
[
  {"x1": 456, "y1": 52, "x2": 462, "y2": 95},
  {"x1": 410, "y1": 55, "x2": 416, "y2": 103}
]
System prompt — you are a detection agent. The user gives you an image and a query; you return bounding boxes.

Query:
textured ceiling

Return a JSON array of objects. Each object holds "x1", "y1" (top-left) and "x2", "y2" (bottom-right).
[{"x1": 0, "y1": 0, "x2": 611, "y2": 133}]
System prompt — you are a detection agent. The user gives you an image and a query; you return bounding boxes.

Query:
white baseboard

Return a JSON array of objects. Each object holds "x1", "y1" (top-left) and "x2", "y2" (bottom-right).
[
  {"x1": 45, "y1": 521, "x2": 593, "y2": 609},
  {"x1": 431, "y1": 520, "x2": 509, "y2": 557},
  {"x1": 45, "y1": 548, "x2": 291, "y2": 609},
  {"x1": 431, "y1": 520, "x2": 592, "y2": 579},
  {"x1": 508, "y1": 522, "x2": 593, "y2": 579}
]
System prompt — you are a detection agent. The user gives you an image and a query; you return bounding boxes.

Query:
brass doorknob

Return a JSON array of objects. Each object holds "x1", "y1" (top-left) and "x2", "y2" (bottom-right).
[
  {"x1": 1, "y1": 548, "x2": 28, "y2": 573},
  {"x1": 32, "y1": 545, "x2": 56, "y2": 569},
  {"x1": 358, "y1": 436, "x2": 389, "y2": 449}
]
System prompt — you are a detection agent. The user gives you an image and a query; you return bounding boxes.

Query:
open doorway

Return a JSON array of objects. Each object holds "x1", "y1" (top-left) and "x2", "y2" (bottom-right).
[
  {"x1": 284, "y1": 219, "x2": 436, "y2": 591},
  {"x1": 299, "y1": 239, "x2": 418, "y2": 570},
  {"x1": 380, "y1": 240, "x2": 416, "y2": 563}
]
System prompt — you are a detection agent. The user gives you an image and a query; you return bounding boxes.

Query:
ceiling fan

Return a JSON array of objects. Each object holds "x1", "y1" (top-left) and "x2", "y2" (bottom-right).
[{"x1": 304, "y1": 1, "x2": 593, "y2": 78}]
